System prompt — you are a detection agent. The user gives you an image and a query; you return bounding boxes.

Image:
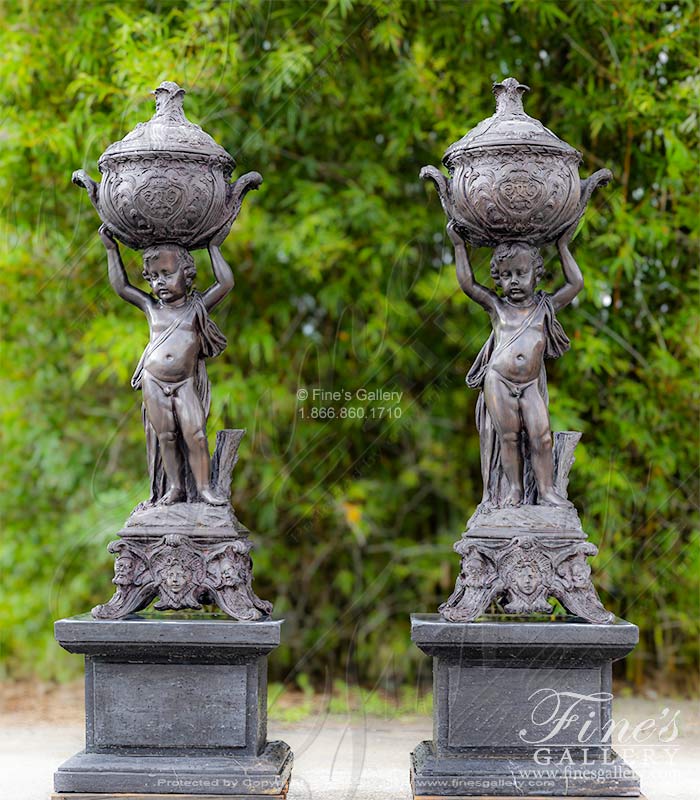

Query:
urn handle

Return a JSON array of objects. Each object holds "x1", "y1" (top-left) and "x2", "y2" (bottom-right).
[
  {"x1": 564, "y1": 168, "x2": 613, "y2": 240},
  {"x1": 206, "y1": 171, "x2": 263, "y2": 248},
  {"x1": 419, "y1": 165, "x2": 455, "y2": 221},
  {"x1": 578, "y1": 168, "x2": 613, "y2": 215},
  {"x1": 227, "y1": 170, "x2": 263, "y2": 210},
  {"x1": 72, "y1": 169, "x2": 101, "y2": 212},
  {"x1": 225, "y1": 170, "x2": 263, "y2": 222}
]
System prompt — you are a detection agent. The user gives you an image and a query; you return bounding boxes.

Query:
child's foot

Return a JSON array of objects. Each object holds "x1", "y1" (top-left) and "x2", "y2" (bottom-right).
[
  {"x1": 539, "y1": 489, "x2": 573, "y2": 508},
  {"x1": 503, "y1": 489, "x2": 523, "y2": 507},
  {"x1": 199, "y1": 486, "x2": 228, "y2": 506},
  {"x1": 160, "y1": 486, "x2": 186, "y2": 505}
]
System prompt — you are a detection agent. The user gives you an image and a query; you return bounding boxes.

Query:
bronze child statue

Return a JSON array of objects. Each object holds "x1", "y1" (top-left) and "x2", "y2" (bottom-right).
[
  {"x1": 70, "y1": 82, "x2": 275, "y2": 626},
  {"x1": 99, "y1": 224, "x2": 232, "y2": 506},
  {"x1": 446, "y1": 220, "x2": 582, "y2": 509},
  {"x1": 422, "y1": 78, "x2": 617, "y2": 626}
]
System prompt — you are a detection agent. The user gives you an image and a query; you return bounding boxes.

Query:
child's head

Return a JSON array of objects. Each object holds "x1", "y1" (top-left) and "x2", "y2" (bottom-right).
[
  {"x1": 142, "y1": 244, "x2": 196, "y2": 301},
  {"x1": 490, "y1": 241, "x2": 544, "y2": 301}
]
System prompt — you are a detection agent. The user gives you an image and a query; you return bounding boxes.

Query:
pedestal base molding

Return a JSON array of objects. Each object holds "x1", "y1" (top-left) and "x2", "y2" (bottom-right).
[
  {"x1": 411, "y1": 740, "x2": 641, "y2": 799},
  {"x1": 53, "y1": 744, "x2": 291, "y2": 797}
]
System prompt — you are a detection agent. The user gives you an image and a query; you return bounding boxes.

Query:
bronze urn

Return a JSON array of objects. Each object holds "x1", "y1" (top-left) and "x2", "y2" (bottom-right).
[
  {"x1": 420, "y1": 77, "x2": 611, "y2": 247},
  {"x1": 73, "y1": 81, "x2": 262, "y2": 251}
]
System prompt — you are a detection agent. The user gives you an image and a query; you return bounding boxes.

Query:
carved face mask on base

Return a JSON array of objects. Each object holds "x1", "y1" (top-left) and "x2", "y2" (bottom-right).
[
  {"x1": 219, "y1": 557, "x2": 242, "y2": 588},
  {"x1": 164, "y1": 561, "x2": 188, "y2": 593},
  {"x1": 114, "y1": 555, "x2": 135, "y2": 585}
]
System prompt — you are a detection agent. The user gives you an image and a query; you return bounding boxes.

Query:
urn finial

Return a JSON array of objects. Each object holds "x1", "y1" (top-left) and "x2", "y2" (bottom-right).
[
  {"x1": 152, "y1": 81, "x2": 187, "y2": 124},
  {"x1": 493, "y1": 77, "x2": 530, "y2": 116}
]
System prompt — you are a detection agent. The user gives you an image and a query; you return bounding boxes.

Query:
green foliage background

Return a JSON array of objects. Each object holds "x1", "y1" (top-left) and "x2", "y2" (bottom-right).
[{"x1": 1, "y1": 0, "x2": 698, "y2": 690}]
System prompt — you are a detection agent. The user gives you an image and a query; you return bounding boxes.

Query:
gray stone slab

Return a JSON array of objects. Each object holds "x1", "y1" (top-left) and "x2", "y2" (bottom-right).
[
  {"x1": 56, "y1": 613, "x2": 282, "y2": 650},
  {"x1": 411, "y1": 614, "x2": 638, "y2": 665},
  {"x1": 55, "y1": 614, "x2": 283, "y2": 667},
  {"x1": 90, "y1": 662, "x2": 248, "y2": 748},
  {"x1": 446, "y1": 664, "x2": 603, "y2": 749},
  {"x1": 412, "y1": 614, "x2": 638, "y2": 647}
]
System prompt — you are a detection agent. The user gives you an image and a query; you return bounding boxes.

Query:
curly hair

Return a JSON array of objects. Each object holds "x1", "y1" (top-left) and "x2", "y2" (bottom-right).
[
  {"x1": 490, "y1": 242, "x2": 544, "y2": 287},
  {"x1": 142, "y1": 244, "x2": 197, "y2": 288}
]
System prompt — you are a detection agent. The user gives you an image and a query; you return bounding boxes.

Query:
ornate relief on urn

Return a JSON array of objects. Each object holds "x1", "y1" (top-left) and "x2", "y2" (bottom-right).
[
  {"x1": 420, "y1": 77, "x2": 611, "y2": 247},
  {"x1": 73, "y1": 81, "x2": 262, "y2": 251}
]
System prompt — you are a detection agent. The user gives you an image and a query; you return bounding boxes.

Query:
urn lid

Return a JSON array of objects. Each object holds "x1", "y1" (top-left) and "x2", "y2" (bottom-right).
[
  {"x1": 443, "y1": 77, "x2": 581, "y2": 170},
  {"x1": 98, "y1": 81, "x2": 235, "y2": 175}
]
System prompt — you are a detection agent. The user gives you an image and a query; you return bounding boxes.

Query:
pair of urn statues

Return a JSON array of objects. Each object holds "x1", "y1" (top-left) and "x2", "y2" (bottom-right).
[
  {"x1": 54, "y1": 77, "x2": 646, "y2": 800},
  {"x1": 73, "y1": 78, "x2": 614, "y2": 626}
]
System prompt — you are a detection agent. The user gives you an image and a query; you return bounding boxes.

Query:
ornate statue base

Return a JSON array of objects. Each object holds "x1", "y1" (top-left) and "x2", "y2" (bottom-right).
[
  {"x1": 92, "y1": 430, "x2": 272, "y2": 621},
  {"x1": 440, "y1": 431, "x2": 614, "y2": 625},
  {"x1": 439, "y1": 526, "x2": 614, "y2": 624},
  {"x1": 409, "y1": 615, "x2": 642, "y2": 799},
  {"x1": 53, "y1": 614, "x2": 292, "y2": 798}
]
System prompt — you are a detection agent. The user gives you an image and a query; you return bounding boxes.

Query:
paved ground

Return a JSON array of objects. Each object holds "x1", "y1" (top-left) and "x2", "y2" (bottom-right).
[{"x1": 0, "y1": 693, "x2": 697, "y2": 799}]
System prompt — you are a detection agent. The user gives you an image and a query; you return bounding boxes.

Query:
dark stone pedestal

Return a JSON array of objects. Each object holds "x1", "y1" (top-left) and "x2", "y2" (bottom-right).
[
  {"x1": 410, "y1": 614, "x2": 642, "y2": 799},
  {"x1": 53, "y1": 614, "x2": 292, "y2": 798}
]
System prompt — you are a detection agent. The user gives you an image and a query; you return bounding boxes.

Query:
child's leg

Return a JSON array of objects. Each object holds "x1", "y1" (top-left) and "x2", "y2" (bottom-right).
[
  {"x1": 142, "y1": 375, "x2": 184, "y2": 503},
  {"x1": 479, "y1": 401, "x2": 495, "y2": 504},
  {"x1": 173, "y1": 380, "x2": 209, "y2": 491},
  {"x1": 483, "y1": 370, "x2": 524, "y2": 505},
  {"x1": 520, "y1": 384, "x2": 569, "y2": 507},
  {"x1": 174, "y1": 381, "x2": 225, "y2": 505}
]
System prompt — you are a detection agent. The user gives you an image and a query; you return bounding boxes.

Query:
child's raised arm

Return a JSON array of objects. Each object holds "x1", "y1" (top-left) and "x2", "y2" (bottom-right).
[
  {"x1": 551, "y1": 222, "x2": 584, "y2": 311},
  {"x1": 201, "y1": 229, "x2": 235, "y2": 310},
  {"x1": 447, "y1": 221, "x2": 499, "y2": 313},
  {"x1": 99, "y1": 225, "x2": 152, "y2": 311}
]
